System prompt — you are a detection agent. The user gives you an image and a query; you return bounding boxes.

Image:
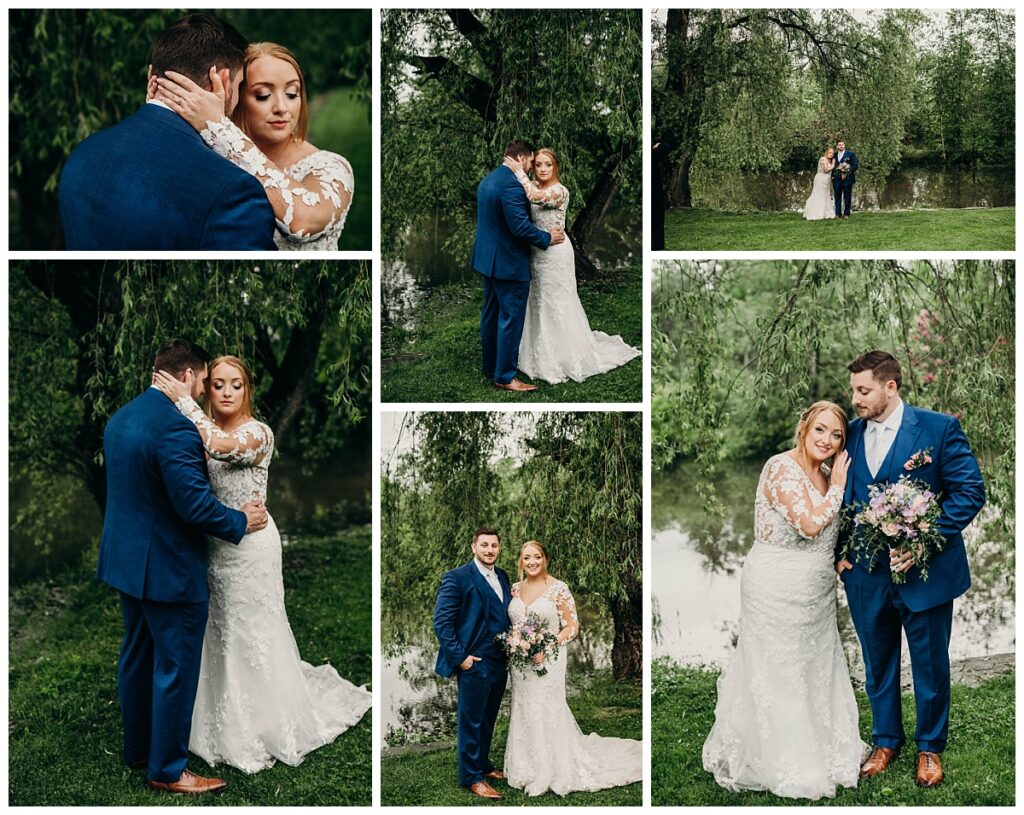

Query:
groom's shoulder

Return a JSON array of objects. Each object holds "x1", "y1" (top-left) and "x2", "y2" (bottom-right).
[{"x1": 906, "y1": 402, "x2": 957, "y2": 428}]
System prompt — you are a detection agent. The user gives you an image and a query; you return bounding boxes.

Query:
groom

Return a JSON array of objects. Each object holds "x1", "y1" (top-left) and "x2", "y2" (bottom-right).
[
  {"x1": 831, "y1": 139, "x2": 858, "y2": 219},
  {"x1": 471, "y1": 141, "x2": 565, "y2": 393},
  {"x1": 433, "y1": 528, "x2": 512, "y2": 799},
  {"x1": 59, "y1": 14, "x2": 276, "y2": 250},
  {"x1": 836, "y1": 351, "x2": 985, "y2": 789},
  {"x1": 98, "y1": 339, "x2": 268, "y2": 793}
]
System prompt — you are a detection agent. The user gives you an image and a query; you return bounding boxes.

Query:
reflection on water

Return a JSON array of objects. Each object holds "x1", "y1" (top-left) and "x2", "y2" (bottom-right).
[
  {"x1": 653, "y1": 462, "x2": 1015, "y2": 673},
  {"x1": 695, "y1": 167, "x2": 1014, "y2": 212},
  {"x1": 383, "y1": 602, "x2": 613, "y2": 747},
  {"x1": 383, "y1": 208, "x2": 640, "y2": 329},
  {"x1": 9, "y1": 448, "x2": 370, "y2": 582}
]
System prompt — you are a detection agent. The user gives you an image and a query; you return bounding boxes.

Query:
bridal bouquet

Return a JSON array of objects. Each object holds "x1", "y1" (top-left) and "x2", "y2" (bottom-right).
[
  {"x1": 495, "y1": 612, "x2": 560, "y2": 677},
  {"x1": 837, "y1": 160, "x2": 853, "y2": 179},
  {"x1": 844, "y1": 475, "x2": 945, "y2": 584}
]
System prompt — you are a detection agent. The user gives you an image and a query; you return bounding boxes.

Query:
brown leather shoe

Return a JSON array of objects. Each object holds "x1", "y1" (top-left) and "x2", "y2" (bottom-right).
[
  {"x1": 485, "y1": 769, "x2": 505, "y2": 780},
  {"x1": 468, "y1": 781, "x2": 503, "y2": 799},
  {"x1": 916, "y1": 751, "x2": 944, "y2": 788},
  {"x1": 495, "y1": 378, "x2": 538, "y2": 393},
  {"x1": 860, "y1": 746, "x2": 900, "y2": 778},
  {"x1": 148, "y1": 769, "x2": 228, "y2": 794}
]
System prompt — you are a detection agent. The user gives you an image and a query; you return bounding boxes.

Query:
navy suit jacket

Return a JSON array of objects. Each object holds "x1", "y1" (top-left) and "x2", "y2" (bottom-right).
[
  {"x1": 833, "y1": 149, "x2": 859, "y2": 184},
  {"x1": 433, "y1": 560, "x2": 513, "y2": 678},
  {"x1": 837, "y1": 403, "x2": 985, "y2": 611},
  {"x1": 97, "y1": 388, "x2": 247, "y2": 603},
  {"x1": 59, "y1": 104, "x2": 276, "y2": 250},
  {"x1": 469, "y1": 165, "x2": 551, "y2": 282}
]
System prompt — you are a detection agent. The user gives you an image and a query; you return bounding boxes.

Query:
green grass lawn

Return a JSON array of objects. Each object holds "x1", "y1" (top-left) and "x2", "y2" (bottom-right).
[
  {"x1": 381, "y1": 670, "x2": 642, "y2": 806},
  {"x1": 9, "y1": 530, "x2": 372, "y2": 806},
  {"x1": 652, "y1": 660, "x2": 1015, "y2": 806},
  {"x1": 382, "y1": 267, "x2": 643, "y2": 403},
  {"x1": 665, "y1": 207, "x2": 1015, "y2": 251},
  {"x1": 308, "y1": 88, "x2": 371, "y2": 251}
]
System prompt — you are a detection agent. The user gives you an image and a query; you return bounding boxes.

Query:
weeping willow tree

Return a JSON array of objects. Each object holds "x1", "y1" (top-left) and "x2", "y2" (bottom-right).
[
  {"x1": 9, "y1": 260, "x2": 371, "y2": 558},
  {"x1": 382, "y1": 411, "x2": 643, "y2": 678},
  {"x1": 652, "y1": 259, "x2": 1015, "y2": 573},
  {"x1": 382, "y1": 9, "x2": 641, "y2": 276},
  {"x1": 652, "y1": 8, "x2": 923, "y2": 207}
]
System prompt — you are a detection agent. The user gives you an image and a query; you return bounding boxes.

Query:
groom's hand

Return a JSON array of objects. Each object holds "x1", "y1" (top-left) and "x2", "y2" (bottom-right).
[
  {"x1": 459, "y1": 655, "x2": 481, "y2": 671},
  {"x1": 835, "y1": 558, "x2": 853, "y2": 575},
  {"x1": 241, "y1": 500, "x2": 268, "y2": 534},
  {"x1": 549, "y1": 226, "x2": 565, "y2": 245}
]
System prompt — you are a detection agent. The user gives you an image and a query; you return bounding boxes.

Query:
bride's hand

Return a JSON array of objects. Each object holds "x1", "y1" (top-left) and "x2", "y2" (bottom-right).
[
  {"x1": 152, "y1": 369, "x2": 192, "y2": 401},
  {"x1": 153, "y1": 66, "x2": 226, "y2": 133},
  {"x1": 830, "y1": 450, "x2": 850, "y2": 490},
  {"x1": 532, "y1": 652, "x2": 545, "y2": 666},
  {"x1": 503, "y1": 156, "x2": 524, "y2": 175}
]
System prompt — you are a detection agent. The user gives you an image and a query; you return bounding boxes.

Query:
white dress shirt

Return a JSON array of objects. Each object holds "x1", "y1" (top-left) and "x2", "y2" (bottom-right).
[
  {"x1": 474, "y1": 558, "x2": 503, "y2": 601},
  {"x1": 866, "y1": 398, "x2": 904, "y2": 478}
]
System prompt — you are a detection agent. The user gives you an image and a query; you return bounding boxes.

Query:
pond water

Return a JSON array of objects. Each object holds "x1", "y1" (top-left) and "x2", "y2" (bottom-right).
[
  {"x1": 9, "y1": 446, "x2": 370, "y2": 583},
  {"x1": 695, "y1": 166, "x2": 1014, "y2": 212},
  {"x1": 653, "y1": 461, "x2": 1015, "y2": 674},
  {"x1": 382, "y1": 207, "x2": 640, "y2": 330},
  {"x1": 382, "y1": 601, "x2": 614, "y2": 748}
]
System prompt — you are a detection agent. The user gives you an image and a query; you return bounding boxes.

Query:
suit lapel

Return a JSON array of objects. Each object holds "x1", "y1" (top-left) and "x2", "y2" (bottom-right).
[
  {"x1": 845, "y1": 421, "x2": 866, "y2": 504},
  {"x1": 884, "y1": 404, "x2": 923, "y2": 484},
  {"x1": 468, "y1": 561, "x2": 503, "y2": 613}
]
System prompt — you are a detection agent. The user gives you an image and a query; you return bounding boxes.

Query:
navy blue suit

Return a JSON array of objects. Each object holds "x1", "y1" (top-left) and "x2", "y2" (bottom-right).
[
  {"x1": 832, "y1": 149, "x2": 859, "y2": 217},
  {"x1": 470, "y1": 165, "x2": 552, "y2": 385},
  {"x1": 837, "y1": 403, "x2": 985, "y2": 752},
  {"x1": 433, "y1": 560, "x2": 512, "y2": 786},
  {"x1": 59, "y1": 103, "x2": 276, "y2": 250},
  {"x1": 97, "y1": 388, "x2": 247, "y2": 782}
]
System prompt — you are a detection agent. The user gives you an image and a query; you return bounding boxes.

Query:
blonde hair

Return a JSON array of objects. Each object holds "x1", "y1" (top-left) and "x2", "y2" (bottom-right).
[
  {"x1": 232, "y1": 42, "x2": 308, "y2": 142},
  {"x1": 517, "y1": 540, "x2": 550, "y2": 583},
  {"x1": 205, "y1": 355, "x2": 256, "y2": 421},
  {"x1": 794, "y1": 401, "x2": 847, "y2": 466},
  {"x1": 534, "y1": 148, "x2": 561, "y2": 184}
]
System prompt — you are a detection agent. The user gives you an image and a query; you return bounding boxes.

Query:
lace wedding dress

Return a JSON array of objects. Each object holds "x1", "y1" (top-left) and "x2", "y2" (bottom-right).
[
  {"x1": 703, "y1": 453, "x2": 866, "y2": 799},
  {"x1": 511, "y1": 169, "x2": 641, "y2": 383},
  {"x1": 803, "y1": 157, "x2": 835, "y2": 221},
  {"x1": 504, "y1": 579, "x2": 642, "y2": 796},
  {"x1": 202, "y1": 118, "x2": 354, "y2": 250},
  {"x1": 172, "y1": 397, "x2": 371, "y2": 773}
]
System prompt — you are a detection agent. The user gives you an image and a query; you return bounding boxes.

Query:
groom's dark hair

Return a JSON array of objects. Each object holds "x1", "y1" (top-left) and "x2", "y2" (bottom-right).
[
  {"x1": 472, "y1": 526, "x2": 500, "y2": 544},
  {"x1": 150, "y1": 13, "x2": 248, "y2": 90},
  {"x1": 847, "y1": 350, "x2": 902, "y2": 390},
  {"x1": 153, "y1": 339, "x2": 212, "y2": 378},
  {"x1": 504, "y1": 140, "x2": 535, "y2": 160}
]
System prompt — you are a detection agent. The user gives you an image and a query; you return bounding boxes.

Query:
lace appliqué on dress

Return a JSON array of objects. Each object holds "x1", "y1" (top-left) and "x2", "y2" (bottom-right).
[{"x1": 201, "y1": 117, "x2": 353, "y2": 250}]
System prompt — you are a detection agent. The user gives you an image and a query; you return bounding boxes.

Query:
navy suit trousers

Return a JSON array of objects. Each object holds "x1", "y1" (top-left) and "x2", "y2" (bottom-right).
[{"x1": 455, "y1": 656, "x2": 508, "y2": 786}]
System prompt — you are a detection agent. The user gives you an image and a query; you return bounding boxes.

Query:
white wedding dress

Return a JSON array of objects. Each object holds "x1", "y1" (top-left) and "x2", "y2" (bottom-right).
[
  {"x1": 202, "y1": 118, "x2": 354, "y2": 250},
  {"x1": 173, "y1": 397, "x2": 371, "y2": 773},
  {"x1": 504, "y1": 579, "x2": 642, "y2": 796},
  {"x1": 511, "y1": 169, "x2": 641, "y2": 383},
  {"x1": 702, "y1": 453, "x2": 866, "y2": 800},
  {"x1": 803, "y1": 157, "x2": 835, "y2": 220}
]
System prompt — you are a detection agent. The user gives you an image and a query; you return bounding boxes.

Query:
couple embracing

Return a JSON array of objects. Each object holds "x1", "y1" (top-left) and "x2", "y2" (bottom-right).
[
  {"x1": 433, "y1": 530, "x2": 642, "y2": 799},
  {"x1": 471, "y1": 141, "x2": 640, "y2": 391},
  {"x1": 98, "y1": 340, "x2": 370, "y2": 794},
  {"x1": 803, "y1": 139, "x2": 859, "y2": 221},
  {"x1": 704, "y1": 351, "x2": 986, "y2": 799}
]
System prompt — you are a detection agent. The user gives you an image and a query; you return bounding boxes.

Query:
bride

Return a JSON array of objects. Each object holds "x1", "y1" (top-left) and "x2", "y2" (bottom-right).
[
  {"x1": 504, "y1": 541, "x2": 642, "y2": 796},
  {"x1": 503, "y1": 151, "x2": 641, "y2": 384},
  {"x1": 803, "y1": 147, "x2": 836, "y2": 221},
  {"x1": 153, "y1": 357, "x2": 370, "y2": 773},
  {"x1": 151, "y1": 42, "x2": 353, "y2": 250},
  {"x1": 702, "y1": 401, "x2": 866, "y2": 800}
]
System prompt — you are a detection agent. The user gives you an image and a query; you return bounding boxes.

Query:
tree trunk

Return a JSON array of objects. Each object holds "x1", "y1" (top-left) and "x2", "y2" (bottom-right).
[
  {"x1": 609, "y1": 580, "x2": 642, "y2": 680},
  {"x1": 668, "y1": 151, "x2": 694, "y2": 208}
]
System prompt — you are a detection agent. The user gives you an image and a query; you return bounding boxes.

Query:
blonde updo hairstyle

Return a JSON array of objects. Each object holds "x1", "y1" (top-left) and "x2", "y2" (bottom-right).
[
  {"x1": 534, "y1": 148, "x2": 561, "y2": 184},
  {"x1": 205, "y1": 355, "x2": 256, "y2": 420},
  {"x1": 793, "y1": 400, "x2": 848, "y2": 468},
  {"x1": 518, "y1": 540, "x2": 551, "y2": 583},
  {"x1": 232, "y1": 42, "x2": 309, "y2": 142}
]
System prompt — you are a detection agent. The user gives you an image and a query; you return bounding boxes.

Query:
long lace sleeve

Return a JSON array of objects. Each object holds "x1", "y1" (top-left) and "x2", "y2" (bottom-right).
[
  {"x1": 172, "y1": 396, "x2": 273, "y2": 466},
  {"x1": 763, "y1": 457, "x2": 842, "y2": 540},
  {"x1": 551, "y1": 581, "x2": 579, "y2": 645},
  {"x1": 817, "y1": 157, "x2": 833, "y2": 173},
  {"x1": 512, "y1": 168, "x2": 569, "y2": 209},
  {"x1": 200, "y1": 117, "x2": 353, "y2": 242}
]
